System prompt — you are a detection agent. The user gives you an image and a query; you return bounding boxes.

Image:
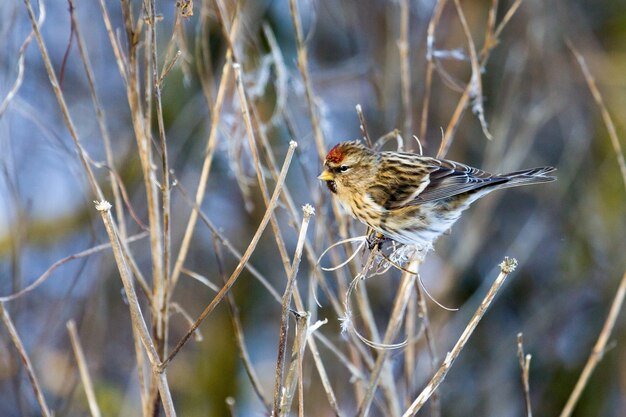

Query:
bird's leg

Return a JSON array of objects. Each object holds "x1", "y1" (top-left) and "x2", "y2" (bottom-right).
[{"x1": 366, "y1": 231, "x2": 391, "y2": 251}]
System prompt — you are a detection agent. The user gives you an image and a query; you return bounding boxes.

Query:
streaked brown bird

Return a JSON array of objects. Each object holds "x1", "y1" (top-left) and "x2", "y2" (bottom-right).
[{"x1": 318, "y1": 140, "x2": 556, "y2": 249}]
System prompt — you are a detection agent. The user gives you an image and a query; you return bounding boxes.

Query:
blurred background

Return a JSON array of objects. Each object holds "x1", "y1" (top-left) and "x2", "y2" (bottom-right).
[{"x1": 1, "y1": 0, "x2": 625, "y2": 416}]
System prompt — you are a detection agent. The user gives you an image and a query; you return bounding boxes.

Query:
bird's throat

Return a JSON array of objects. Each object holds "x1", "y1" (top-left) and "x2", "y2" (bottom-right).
[{"x1": 326, "y1": 180, "x2": 337, "y2": 194}]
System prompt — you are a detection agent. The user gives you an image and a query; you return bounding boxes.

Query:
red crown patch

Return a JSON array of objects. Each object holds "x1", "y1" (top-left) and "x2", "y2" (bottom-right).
[{"x1": 326, "y1": 143, "x2": 346, "y2": 164}]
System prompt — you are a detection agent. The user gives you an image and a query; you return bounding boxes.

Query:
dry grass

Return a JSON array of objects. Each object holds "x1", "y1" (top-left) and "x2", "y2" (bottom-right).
[{"x1": 0, "y1": 0, "x2": 625, "y2": 416}]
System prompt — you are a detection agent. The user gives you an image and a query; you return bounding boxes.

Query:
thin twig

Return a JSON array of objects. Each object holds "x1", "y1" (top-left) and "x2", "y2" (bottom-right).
[
  {"x1": 232, "y1": 61, "x2": 292, "y2": 274},
  {"x1": 94, "y1": 201, "x2": 177, "y2": 417},
  {"x1": 170, "y1": 8, "x2": 240, "y2": 290},
  {"x1": 402, "y1": 258, "x2": 518, "y2": 416},
  {"x1": 517, "y1": 333, "x2": 533, "y2": 417},
  {"x1": 437, "y1": 0, "x2": 523, "y2": 158},
  {"x1": 559, "y1": 270, "x2": 626, "y2": 417},
  {"x1": 399, "y1": 0, "x2": 412, "y2": 139},
  {"x1": 148, "y1": 0, "x2": 171, "y2": 361},
  {"x1": 356, "y1": 104, "x2": 373, "y2": 148},
  {"x1": 567, "y1": 41, "x2": 626, "y2": 189},
  {"x1": 273, "y1": 205, "x2": 315, "y2": 416},
  {"x1": 214, "y1": 242, "x2": 272, "y2": 412},
  {"x1": 0, "y1": 232, "x2": 148, "y2": 302},
  {"x1": 415, "y1": 280, "x2": 440, "y2": 417},
  {"x1": 0, "y1": 1, "x2": 43, "y2": 118},
  {"x1": 161, "y1": 141, "x2": 298, "y2": 369},
  {"x1": 69, "y1": 0, "x2": 126, "y2": 238},
  {"x1": 289, "y1": 0, "x2": 327, "y2": 160},
  {"x1": 0, "y1": 303, "x2": 53, "y2": 417},
  {"x1": 279, "y1": 311, "x2": 310, "y2": 417},
  {"x1": 22, "y1": 0, "x2": 103, "y2": 200},
  {"x1": 420, "y1": 0, "x2": 447, "y2": 143},
  {"x1": 67, "y1": 320, "x2": 102, "y2": 417},
  {"x1": 357, "y1": 259, "x2": 419, "y2": 417},
  {"x1": 454, "y1": 0, "x2": 493, "y2": 141}
]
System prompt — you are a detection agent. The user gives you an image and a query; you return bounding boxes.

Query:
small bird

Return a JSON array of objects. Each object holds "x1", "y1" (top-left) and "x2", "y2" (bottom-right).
[{"x1": 318, "y1": 140, "x2": 556, "y2": 249}]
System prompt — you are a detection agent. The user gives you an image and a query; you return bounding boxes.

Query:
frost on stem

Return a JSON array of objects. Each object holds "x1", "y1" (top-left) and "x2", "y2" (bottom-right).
[
  {"x1": 94, "y1": 200, "x2": 112, "y2": 212},
  {"x1": 500, "y1": 257, "x2": 518, "y2": 274},
  {"x1": 302, "y1": 203, "x2": 315, "y2": 218}
]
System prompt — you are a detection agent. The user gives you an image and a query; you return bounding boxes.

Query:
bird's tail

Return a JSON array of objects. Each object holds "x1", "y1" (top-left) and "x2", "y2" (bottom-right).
[{"x1": 499, "y1": 166, "x2": 557, "y2": 189}]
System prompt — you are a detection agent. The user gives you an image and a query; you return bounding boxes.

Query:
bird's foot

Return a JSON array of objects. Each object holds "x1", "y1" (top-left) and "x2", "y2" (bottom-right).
[{"x1": 367, "y1": 232, "x2": 391, "y2": 251}]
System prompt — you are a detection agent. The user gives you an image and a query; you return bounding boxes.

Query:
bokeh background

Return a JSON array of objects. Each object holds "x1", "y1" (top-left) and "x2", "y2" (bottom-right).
[{"x1": 1, "y1": 0, "x2": 625, "y2": 416}]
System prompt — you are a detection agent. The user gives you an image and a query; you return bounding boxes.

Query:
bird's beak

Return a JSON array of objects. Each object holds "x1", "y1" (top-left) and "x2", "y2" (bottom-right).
[{"x1": 317, "y1": 170, "x2": 334, "y2": 181}]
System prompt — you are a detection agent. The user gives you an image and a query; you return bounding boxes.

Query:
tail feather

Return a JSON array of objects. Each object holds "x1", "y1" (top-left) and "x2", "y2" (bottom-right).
[{"x1": 499, "y1": 166, "x2": 557, "y2": 188}]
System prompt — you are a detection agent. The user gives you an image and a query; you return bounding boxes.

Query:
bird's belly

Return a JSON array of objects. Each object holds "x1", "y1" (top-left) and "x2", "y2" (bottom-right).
[{"x1": 353, "y1": 200, "x2": 465, "y2": 248}]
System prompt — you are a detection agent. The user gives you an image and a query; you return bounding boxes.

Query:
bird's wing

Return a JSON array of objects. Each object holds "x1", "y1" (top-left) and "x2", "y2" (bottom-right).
[
  {"x1": 368, "y1": 156, "x2": 506, "y2": 209},
  {"x1": 410, "y1": 158, "x2": 507, "y2": 204}
]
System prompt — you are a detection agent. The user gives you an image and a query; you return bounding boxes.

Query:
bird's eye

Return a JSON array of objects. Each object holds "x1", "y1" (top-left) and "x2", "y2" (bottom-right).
[{"x1": 339, "y1": 165, "x2": 349, "y2": 172}]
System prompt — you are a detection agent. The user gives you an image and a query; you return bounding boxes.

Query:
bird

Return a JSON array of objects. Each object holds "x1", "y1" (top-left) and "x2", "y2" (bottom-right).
[{"x1": 318, "y1": 140, "x2": 556, "y2": 249}]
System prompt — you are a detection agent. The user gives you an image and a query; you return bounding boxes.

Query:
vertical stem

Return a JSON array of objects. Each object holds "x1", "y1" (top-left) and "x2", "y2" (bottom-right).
[
  {"x1": 0, "y1": 303, "x2": 52, "y2": 417},
  {"x1": 273, "y1": 206, "x2": 315, "y2": 416},
  {"x1": 399, "y1": 0, "x2": 412, "y2": 138},
  {"x1": 67, "y1": 320, "x2": 103, "y2": 417}
]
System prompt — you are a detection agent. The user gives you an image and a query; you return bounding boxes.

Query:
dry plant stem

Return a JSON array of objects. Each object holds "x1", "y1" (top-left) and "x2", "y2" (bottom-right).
[
  {"x1": 399, "y1": 0, "x2": 412, "y2": 138},
  {"x1": 178, "y1": 185, "x2": 343, "y2": 416},
  {"x1": 170, "y1": 12, "x2": 240, "y2": 290},
  {"x1": 296, "y1": 314, "x2": 309, "y2": 417},
  {"x1": 249, "y1": 107, "x2": 344, "y2": 316},
  {"x1": 148, "y1": 0, "x2": 171, "y2": 360},
  {"x1": 558, "y1": 42, "x2": 626, "y2": 417},
  {"x1": 0, "y1": 232, "x2": 147, "y2": 302},
  {"x1": 273, "y1": 206, "x2": 314, "y2": 416},
  {"x1": 0, "y1": 303, "x2": 52, "y2": 417},
  {"x1": 357, "y1": 260, "x2": 419, "y2": 417},
  {"x1": 404, "y1": 292, "x2": 417, "y2": 404},
  {"x1": 568, "y1": 42, "x2": 626, "y2": 188},
  {"x1": 95, "y1": 202, "x2": 177, "y2": 417},
  {"x1": 420, "y1": 0, "x2": 447, "y2": 142},
  {"x1": 437, "y1": 0, "x2": 523, "y2": 158},
  {"x1": 225, "y1": 31, "x2": 342, "y2": 412},
  {"x1": 213, "y1": 244, "x2": 272, "y2": 412},
  {"x1": 161, "y1": 142, "x2": 297, "y2": 369},
  {"x1": 66, "y1": 320, "x2": 102, "y2": 417},
  {"x1": 232, "y1": 62, "x2": 292, "y2": 273},
  {"x1": 559, "y1": 270, "x2": 626, "y2": 417},
  {"x1": 517, "y1": 333, "x2": 532, "y2": 417},
  {"x1": 175, "y1": 183, "x2": 282, "y2": 302},
  {"x1": 119, "y1": 0, "x2": 165, "y2": 314},
  {"x1": 289, "y1": 0, "x2": 327, "y2": 160},
  {"x1": 97, "y1": 0, "x2": 127, "y2": 82},
  {"x1": 453, "y1": 0, "x2": 492, "y2": 141},
  {"x1": 22, "y1": 0, "x2": 103, "y2": 200},
  {"x1": 69, "y1": 0, "x2": 126, "y2": 239},
  {"x1": 415, "y1": 281, "x2": 440, "y2": 417},
  {"x1": 226, "y1": 397, "x2": 238, "y2": 417},
  {"x1": 402, "y1": 258, "x2": 518, "y2": 417},
  {"x1": 0, "y1": 1, "x2": 43, "y2": 117},
  {"x1": 356, "y1": 104, "x2": 373, "y2": 147},
  {"x1": 279, "y1": 312, "x2": 310, "y2": 416}
]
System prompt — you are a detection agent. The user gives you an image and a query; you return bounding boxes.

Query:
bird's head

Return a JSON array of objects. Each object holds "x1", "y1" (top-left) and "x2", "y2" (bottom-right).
[{"x1": 318, "y1": 141, "x2": 376, "y2": 197}]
